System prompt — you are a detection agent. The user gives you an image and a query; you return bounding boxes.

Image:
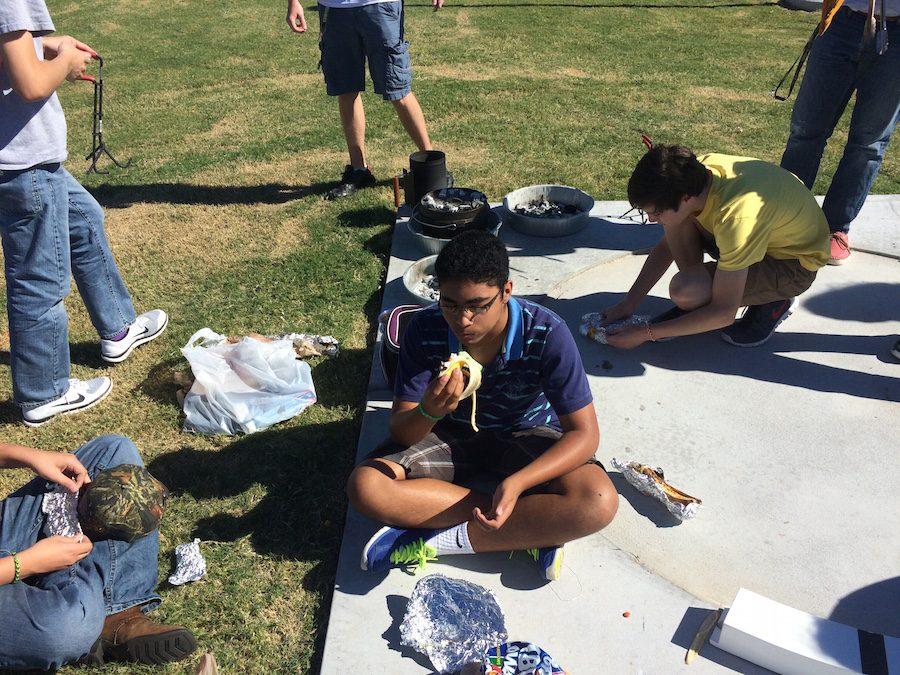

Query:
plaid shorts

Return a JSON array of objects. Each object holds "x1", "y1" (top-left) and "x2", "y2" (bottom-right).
[{"x1": 367, "y1": 421, "x2": 604, "y2": 486}]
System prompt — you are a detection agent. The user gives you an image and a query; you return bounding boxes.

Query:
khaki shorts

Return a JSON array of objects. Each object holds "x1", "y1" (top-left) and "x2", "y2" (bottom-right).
[{"x1": 702, "y1": 257, "x2": 817, "y2": 306}]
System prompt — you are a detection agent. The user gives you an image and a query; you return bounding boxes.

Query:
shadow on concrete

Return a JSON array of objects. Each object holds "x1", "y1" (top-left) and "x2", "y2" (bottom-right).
[
  {"x1": 828, "y1": 576, "x2": 900, "y2": 638},
  {"x1": 671, "y1": 607, "x2": 775, "y2": 673},
  {"x1": 502, "y1": 215, "x2": 663, "y2": 261},
  {"x1": 382, "y1": 594, "x2": 438, "y2": 672},
  {"x1": 548, "y1": 291, "x2": 900, "y2": 403},
  {"x1": 803, "y1": 282, "x2": 900, "y2": 323},
  {"x1": 609, "y1": 472, "x2": 682, "y2": 528}
]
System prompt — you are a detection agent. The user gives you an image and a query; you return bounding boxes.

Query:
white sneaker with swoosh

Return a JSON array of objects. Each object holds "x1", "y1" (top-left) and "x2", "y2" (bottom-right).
[
  {"x1": 101, "y1": 309, "x2": 169, "y2": 363},
  {"x1": 23, "y1": 377, "x2": 113, "y2": 427}
]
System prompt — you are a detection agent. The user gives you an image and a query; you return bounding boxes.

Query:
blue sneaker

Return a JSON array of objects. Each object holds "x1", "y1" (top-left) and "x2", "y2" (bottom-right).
[
  {"x1": 526, "y1": 545, "x2": 565, "y2": 581},
  {"x1": 361, "y1": 525, "x2": 438, "y2": 573}
]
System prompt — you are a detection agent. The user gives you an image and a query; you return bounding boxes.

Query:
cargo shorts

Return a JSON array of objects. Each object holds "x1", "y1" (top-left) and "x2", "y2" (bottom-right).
[
  {"x1": 697, "y1": 228, "x2": 817, "y2": 305},
  {"x1": 318, "y1": 1, "x2": 412, "y2": 101},
  {"x1": 366, "y1": 421, "x2": 605, "y2": 492}
]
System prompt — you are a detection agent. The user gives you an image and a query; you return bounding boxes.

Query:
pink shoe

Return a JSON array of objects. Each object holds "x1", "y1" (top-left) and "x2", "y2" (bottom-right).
[{"x1": 828, "y1": 232, "x2": 851, "y2": 265}]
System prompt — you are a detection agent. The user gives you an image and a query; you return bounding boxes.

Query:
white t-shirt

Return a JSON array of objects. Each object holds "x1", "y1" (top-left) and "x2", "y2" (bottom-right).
[{"x1": 0, "y1": 0, "x2": 68, "y2": 170}]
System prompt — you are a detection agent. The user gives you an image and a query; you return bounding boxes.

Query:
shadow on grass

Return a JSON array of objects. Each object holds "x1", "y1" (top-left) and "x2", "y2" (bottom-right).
[
  {"x1": 314, "y1": 1, "x2": 778, "y2": 8},
  {"x1": 90, "y1": 178, "x2": 398, "y2": 210}
]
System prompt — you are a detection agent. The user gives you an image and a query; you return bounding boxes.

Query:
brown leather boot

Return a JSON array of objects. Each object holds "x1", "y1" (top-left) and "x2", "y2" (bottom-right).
[{"x1": 100, "y1": 605, "x2": 197, "y2": 665}]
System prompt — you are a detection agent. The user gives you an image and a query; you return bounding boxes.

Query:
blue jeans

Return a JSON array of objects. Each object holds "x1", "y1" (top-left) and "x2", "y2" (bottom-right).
[
  {"x1": 781, "y1": 7, "x2": 900, "y2": 234},
  {"x1": 319, "y1": 1, "x2": 412, "y2": 101},
  {"x1": 0, "y1": 163, "x2": 136, "y2": 410},
  {"x1": 0, "y1": 435, "x2": 161, "y2": 671}
]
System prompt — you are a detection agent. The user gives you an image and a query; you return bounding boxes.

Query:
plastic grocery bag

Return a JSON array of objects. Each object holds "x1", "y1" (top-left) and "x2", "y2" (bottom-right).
[{"x1": 180, "y1": 328, "x2": 317, "y2": 435}]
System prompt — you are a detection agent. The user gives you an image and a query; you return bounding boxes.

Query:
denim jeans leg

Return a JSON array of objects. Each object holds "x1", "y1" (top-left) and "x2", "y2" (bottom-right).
[
  {"x1": 780, "y1": 10, "x2": 859, "y2": 190},
  {"x1": 0, "y1": 164, "x2": 72, "y2": 409},
  {"x1": 0, "y1": 566, "x2": 106, "y2": 670},
  {"x1": 821, "y1": 20, "x2": 900, "y2": 233},
  {"x1": 65, "y1": 169, "x2": 136, "y2": 339},
  {"x1": 71, "y1": 434, "x2": 162, "y2": 613}
]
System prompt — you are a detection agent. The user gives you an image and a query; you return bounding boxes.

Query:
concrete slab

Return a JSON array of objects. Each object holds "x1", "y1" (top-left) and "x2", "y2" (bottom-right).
[{"x1": 321, "y1": 195, "x2": 900, "y2": 674}]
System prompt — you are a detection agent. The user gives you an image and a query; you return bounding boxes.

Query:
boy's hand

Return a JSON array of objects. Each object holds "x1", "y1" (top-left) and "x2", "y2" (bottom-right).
[
  {"x1": 605, "y1": 323, "x2": 650, "y2": 350},
  {"x1": 27, "y1": 450, "x2": 91, "y2": 494},
  {"x1": 17, "y1": 536, "x2": 93, "y2": 577},
  {"x1": 43, "y1": 35, "x2": 97, "y2": 60},
  {"x1": 473, "y1": 478, "x2": 522, "y2": 531},
  {"x1": 286, "y1": 0, "x2": 308, "y2": 33},
  {"x1": 600, "y1": 299, "x2": 635, "y2": 326},
  {"x1": 420, "y1": 368, "x2": 464, "y2": 418},
  {"x1": 56, "y1": 38, "x2": 95, "y2": 82}
]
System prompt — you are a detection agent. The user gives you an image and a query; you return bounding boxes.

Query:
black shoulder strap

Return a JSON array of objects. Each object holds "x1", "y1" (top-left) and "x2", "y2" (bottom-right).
[{"x1": 773, "y1": 24, "x2": 820, "y2": 101}]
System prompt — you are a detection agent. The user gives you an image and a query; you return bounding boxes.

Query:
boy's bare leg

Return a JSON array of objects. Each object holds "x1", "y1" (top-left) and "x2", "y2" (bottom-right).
[
  {"x1": 391, "y1": 93, "x2": 432, "y2": 152},
  {"x1": 667, "y1": 218, "x2": 714, "y2": 309},
  {"x1": 338, "y1": 92, "x2": 367, "y2": 169},
  {"x1": 348, "y1": 460, "x2": 617, "y2": 551}
]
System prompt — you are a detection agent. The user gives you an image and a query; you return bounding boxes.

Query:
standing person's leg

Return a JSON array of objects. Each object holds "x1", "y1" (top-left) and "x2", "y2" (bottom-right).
[
  {"x1": 319, "y1": 5, "x2": 378, "y2": 198},
  {"x1": 0, "y1": 164, "x2": 73, "y2": 411},
  {"x1": 780, "y1": 8, "x2": 860, "y2": 189},
  {"x1": 338, "y1": 92, "x2": 369, "y2": 170},
  {"x1": 393, "y1": 93, "x2": 432, "y2": 152},
  {"x1": 361, "y1": 1, "x2": 432, "y2": 150},
  {"x1": 65, "y1": 171, "x2": 169, "y2": 363},
  {"x1": 820, "y1": 21, "x2": 900, "y2": 235},
  {"x1": 65, "y1": 170, "x2": 136, "y2": 339}
]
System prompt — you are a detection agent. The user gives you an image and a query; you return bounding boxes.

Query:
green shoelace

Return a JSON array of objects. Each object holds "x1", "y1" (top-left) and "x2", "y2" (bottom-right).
[
  {"x1": 389, "y1": 538, "x2": 437, "y2": 571},
  {"x1": 509, "y1": 548, "x2": 540, "y2": 562}
]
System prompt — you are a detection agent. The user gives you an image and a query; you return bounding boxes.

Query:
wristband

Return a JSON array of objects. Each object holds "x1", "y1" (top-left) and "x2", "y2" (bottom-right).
[
  {"x1": 416, "y1": 401, "x2": 444, "y2": 422},
  {"x1": 12, "y1": 552, "x2": 21, "y2": 583},
  {"x1": 645, "y1": 322, "x2": 657, "y2": 343}
]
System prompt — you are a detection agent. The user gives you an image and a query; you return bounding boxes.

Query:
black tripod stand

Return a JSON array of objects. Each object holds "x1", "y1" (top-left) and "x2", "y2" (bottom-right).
[{"x1": 79, "y1": 55, "x2": 131, "y2": 174}]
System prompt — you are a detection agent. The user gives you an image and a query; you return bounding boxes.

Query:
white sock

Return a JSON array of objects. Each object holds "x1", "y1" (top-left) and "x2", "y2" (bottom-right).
[{"x1": 425, "y1": 522, "x2": 474, "y2": 555}]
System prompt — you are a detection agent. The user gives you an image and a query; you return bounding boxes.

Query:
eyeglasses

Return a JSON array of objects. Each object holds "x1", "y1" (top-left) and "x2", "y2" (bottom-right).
[
  {"x1": 617, "y1": 206, "x2": 664, "y2": 224},
  {"x1": 439, "y1": 290, "x2": 503, "y2": 317}
]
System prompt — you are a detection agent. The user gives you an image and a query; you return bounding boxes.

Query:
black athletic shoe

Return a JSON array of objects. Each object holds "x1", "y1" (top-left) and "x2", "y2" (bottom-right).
[
  {"x1": 326, "y1": 165, "x2": 376, "y2": 200},
  {"x1": 649, "y1": 305, "x2": 689, "y2": 342},
  {"x1": 721, "y1": 298, "x2": 795, "y2": 347}
]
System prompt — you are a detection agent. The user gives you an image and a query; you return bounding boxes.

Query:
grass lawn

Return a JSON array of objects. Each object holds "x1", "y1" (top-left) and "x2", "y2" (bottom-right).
[{"x1": 1, "y1": 0, "x2": 896, "y2": 672}]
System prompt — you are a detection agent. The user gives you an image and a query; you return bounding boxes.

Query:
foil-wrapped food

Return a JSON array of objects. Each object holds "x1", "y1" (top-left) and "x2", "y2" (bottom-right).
[
  {"x1": 42, "y1": 485, "x2": 82, "y2": 538},
  {"x1": 400, "y1": 574, "x2": 507, "y2": 674},
  {"x1": 513, "y1": 198, "x2": 578, "y2": 218},
  {"x1": 580, "y1": 312, "x2": 650, "y2": 345},
  {"x1": 611, "y1": 458, "x2": 702, "y2": 520},
  {"x1": 415, "y1": 274, "x2": 441, "y2": 302}
]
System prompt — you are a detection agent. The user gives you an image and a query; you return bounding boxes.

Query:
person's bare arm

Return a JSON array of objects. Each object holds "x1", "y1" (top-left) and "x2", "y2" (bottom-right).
[
  {"x1": 473, "y1": 403, "x2": 600, "y2": 530},
  {"x1": 388, "y1": 369, "x2": 465, "y2": 447},
  {"x1": 602, "y1": 238, "x2": 674, "y2": 323},
  {"x1": 0, "y1": 30, "x2": 93, "y2": 102}
]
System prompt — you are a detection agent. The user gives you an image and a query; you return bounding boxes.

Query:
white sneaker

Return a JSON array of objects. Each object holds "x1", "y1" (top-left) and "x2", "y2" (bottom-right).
[
  {"x1": 101, "y1": 309, "x2": 169, "y2": 363},
  {"x1": 22, "y1": 377, "x2": 113, "y2": 427}
]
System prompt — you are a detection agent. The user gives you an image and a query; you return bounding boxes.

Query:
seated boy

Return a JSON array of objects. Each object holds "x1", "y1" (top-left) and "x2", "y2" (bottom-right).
[
  {"x1": 0, "y1": 435, "x2": 196, "y2": 670},
  {"x1": 603, "y1": 145, "x2": 830, "y2": 348},
  {"x1": 348, "y1": 231, "x2": 618, "y2": 580}
]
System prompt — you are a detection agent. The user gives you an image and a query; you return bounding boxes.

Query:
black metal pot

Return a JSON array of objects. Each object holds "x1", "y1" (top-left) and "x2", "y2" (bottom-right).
[
  {"x1": 413, "y1": 206, "x2": 496, "y2": 240},
  {"x1": 418, "y1": 188, "x2": 490, "y2": 228}
]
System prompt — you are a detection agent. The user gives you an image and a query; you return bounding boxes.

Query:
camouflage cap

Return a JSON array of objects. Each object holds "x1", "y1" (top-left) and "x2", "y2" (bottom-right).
[{"x1": 77, "y1": 465, "x2": 169, "y2": 542}]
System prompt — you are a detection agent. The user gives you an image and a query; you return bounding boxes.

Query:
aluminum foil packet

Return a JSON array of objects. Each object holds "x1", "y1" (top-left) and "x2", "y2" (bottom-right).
[
  {"x1": 611, "y1": 457, "x2": 702, "y2": 521},
  {"x1": 42, "y1": 485, "x2": 82, "y2": 538},
  {"x1": 580, "y1": 313, "x2": 650, "y2": 345},
  {"x1": 272, "y1": 333, "x2": 340, "y2": 358},
  {"x1": 481, "y1": 642, "x2": 566, "y2": 674},
  {"x1": 167, "y1": 538, "x2": 207, "y2": 585},
  {"x1": 400, "y1": 574, "x2": 507, "y2": 674}
]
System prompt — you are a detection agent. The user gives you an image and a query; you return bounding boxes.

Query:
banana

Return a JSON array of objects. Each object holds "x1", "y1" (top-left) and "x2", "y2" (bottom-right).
[
  {"x1": 440, "y1": 351, "x2": 482, "y2": 431},
  {"x1": 685, "y1": 608, "x2": 721, "y2": 665}
]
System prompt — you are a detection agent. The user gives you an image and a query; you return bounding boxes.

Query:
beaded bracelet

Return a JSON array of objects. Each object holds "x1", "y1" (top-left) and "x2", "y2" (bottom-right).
[
  {"x1": 416, "y1": 401, "x2": 444, "y2": 422},
  {"x1": 645, "y1": 322, "x2": 658, "y2": 343},
  {"x1": 12, "y1": 551, "x2": 21, "y2": 583}
]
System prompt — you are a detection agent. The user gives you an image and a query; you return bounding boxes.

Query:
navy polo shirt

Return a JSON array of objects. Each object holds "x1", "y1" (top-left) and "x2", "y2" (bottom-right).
[{"x1": 394, "y1": 297, "x2": 594, "y2": 432}]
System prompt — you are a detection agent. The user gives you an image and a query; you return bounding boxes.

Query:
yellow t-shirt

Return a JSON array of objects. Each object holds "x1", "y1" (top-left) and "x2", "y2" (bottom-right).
[{"x1": 695, "y1": 154, "x2": 830, "y2": 272}]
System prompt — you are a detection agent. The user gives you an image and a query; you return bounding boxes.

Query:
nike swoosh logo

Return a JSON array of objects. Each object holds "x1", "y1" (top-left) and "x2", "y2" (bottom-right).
[
  {"x1": 456, "y1": 529, "x2": 464, "y2": 548},
  {"x1": 60, "y1": 393, "x2": 86, "y2": 408}
]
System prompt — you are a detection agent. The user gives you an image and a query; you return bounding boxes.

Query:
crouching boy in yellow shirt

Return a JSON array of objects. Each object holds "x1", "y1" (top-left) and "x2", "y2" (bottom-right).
[{"x1": 604, "y1": 144, "x2": 830, "y2": 348}]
